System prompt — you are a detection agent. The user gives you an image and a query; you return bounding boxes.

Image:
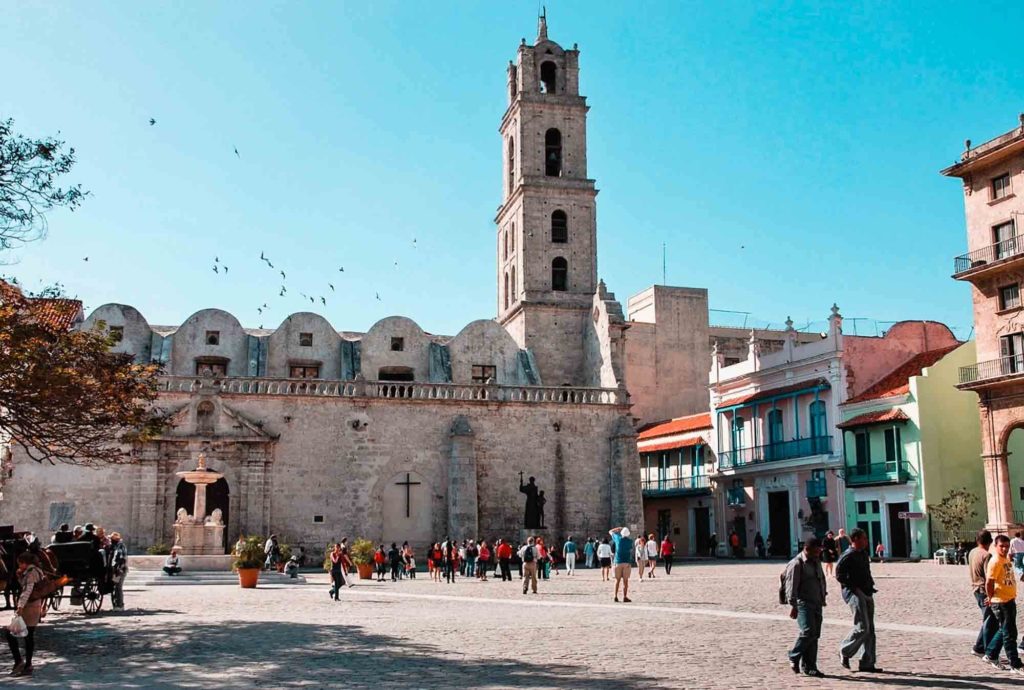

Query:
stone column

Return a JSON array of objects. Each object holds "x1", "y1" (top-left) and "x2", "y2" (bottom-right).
[
  {"x1": 984, "y1": 452, "x2": 1016, "y2": 532},
  {"x1": 448, "y1": 416, "x2": 477, "y2": 541},
  {"x1": 609, "y1": 416, "x2": 642, "y2": 530}
]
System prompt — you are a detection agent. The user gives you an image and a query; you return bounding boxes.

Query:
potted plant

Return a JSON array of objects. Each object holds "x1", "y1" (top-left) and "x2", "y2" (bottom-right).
[
  {"x1": 277, "y1": 543, "x2": 292, "y2": 572},
  {"x1": 350, "y1": 538, "x2": 376, "y2": 580},
  {"x1": 232, "y1": 535, "x2": 265, "y2": 588}
]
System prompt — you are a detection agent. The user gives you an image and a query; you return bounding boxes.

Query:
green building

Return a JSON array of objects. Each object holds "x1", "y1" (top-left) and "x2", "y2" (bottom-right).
[{"x1": 838, "y1": 341, "x2": 985, "y2": 558}]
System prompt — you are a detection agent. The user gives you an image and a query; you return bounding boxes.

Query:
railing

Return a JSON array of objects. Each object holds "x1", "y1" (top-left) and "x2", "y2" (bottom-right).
[
  {"x1": 844, "y1": 460, "x2": 913, "y2": 485},
  {"x1": 726, "y1": 486, "x2": 747, "y2": 506},
  {"x1": 156, "y1": 376, "x2": 627, "y2": 405},
  {"x1": 806, "y1": 478, "x2": 827, "y2": 498},
  {"x1": 642, "y1": 474, "x2": 710, "y2": 495},
  {"x1": 720, "y1": 436, "x2": 832, "y2": 469},
  {"x1": 953, "y1": 237, "x2": 1024, "y2": 275},
  {"x1": 958, "y1": 356, "x2": 1024, "y2": 386}
]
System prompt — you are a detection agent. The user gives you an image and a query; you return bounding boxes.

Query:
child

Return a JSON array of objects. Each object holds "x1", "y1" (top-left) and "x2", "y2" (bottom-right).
[{"x1": 875, "y1": 541, "x2": 885, "y2": 563}]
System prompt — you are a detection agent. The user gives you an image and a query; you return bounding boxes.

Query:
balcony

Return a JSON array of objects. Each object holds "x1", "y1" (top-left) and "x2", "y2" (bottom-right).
[
  {"x1": 953, "y1": 238, "x2": 1024, "y2": 280},
  {"x1": 726, "y1": 486, "x2": 747, "y2": 506},
  {"x1": 957, "y1": 356, "x2": 1024, "y2": 389},
  {"x1": 845, "y1": 460, "x2": 913, "y2": 486},
  {"x1": 805, "y1": 478, "x2": 827, "y2": 498},
  {"x1": 720, "y1": 436, "x2": 833, "y2": 470},
  {"x1": 642, "y1": 474, "x2": 711, "y2": 497}
]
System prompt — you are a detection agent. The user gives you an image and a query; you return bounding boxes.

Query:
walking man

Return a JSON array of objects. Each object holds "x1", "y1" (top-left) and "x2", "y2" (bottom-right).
[
  {"x1": 969, "y1": 530, "x2": 997, "y2": 658},
  {"x1": 985, "y1": 534, "x2": 1024, "y2": 672},
  {"x1": 835, "y1": 527, "x2": 882, "y2": 673},
  {"x1": 563, "y1": 536, "x2": 578, "y2": 576},
  {"x1": 610, "y1": 526, "x2": 634, "y2": 603},
  {"x1": 584, "y1": 538, "x2": 596, "y2": 569},
  {"x1": 519, "y1": 537, "x2": 539, "y2": 594},
  {"x1": 785, "y1": 536, "x2": 827, "y2": 677},
  {"x1": 497, "y1": 539, "x2": 513, "y2": 581}
]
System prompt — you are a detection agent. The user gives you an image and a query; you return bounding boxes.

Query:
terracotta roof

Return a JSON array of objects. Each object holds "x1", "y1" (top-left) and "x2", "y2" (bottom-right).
[
  {"x1": 638, "y1": 436, "x2": 706, "y2": 453},
  {"x1": 31, "y1": 298, "x2": 83, "y2": 332},
  {"x1": 637, "y1": 412, "x2": 712, "y2": 440},
  {"x1": 837, "y1": 408, "x2": 910, "y2": 429},
  {"x1": 717, "y1": 378, "x2": 830, "y2": 409},
  {"x1": 844, "y1": 345, "x2": 960, "y2": 404}
]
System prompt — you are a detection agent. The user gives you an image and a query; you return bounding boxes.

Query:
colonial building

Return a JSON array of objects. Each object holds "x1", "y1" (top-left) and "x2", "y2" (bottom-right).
[
  {"x1": 944, "y1": 114, "x2": 1024, "y2": 533},
  {"x1": 838, "y1": 342, "x2": 984, "y2": 558},
  {"x1": 0, "y1": 18, "x2": 643, "y2": 553}
]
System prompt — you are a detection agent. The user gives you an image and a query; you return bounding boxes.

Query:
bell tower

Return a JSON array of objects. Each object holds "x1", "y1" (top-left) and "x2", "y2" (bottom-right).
[{"x1": 496, "y1": 14, "x2": 598, "y2": 386}]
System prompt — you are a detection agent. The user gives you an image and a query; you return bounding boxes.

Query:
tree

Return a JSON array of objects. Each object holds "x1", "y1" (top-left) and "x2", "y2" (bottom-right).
[
  {"x1": 0, "y1": 282, "x2": 165, "y2": 471},
  {"x1": 927, "y1": 487, "x2": 979, "y2": 534},
  {"x1": 0, "y1": 118, "x2": 86, "y2": 253}
]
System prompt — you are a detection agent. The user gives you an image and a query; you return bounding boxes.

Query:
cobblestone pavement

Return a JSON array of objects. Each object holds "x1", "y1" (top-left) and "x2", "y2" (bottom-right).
[{"x1": 9, "y1": 561, "x2": 1024, "y2": 689}]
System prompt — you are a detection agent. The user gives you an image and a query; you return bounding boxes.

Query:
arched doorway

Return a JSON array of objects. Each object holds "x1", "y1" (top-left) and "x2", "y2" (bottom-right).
[{"x1": 176, "y1": 477, "x2": 230, "y2": 553}]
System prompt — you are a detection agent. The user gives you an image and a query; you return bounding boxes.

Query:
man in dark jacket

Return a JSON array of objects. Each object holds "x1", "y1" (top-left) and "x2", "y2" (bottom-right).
[
  {"x1": 785, "y1": 536, "x2": 827, "y2": 677},
  {"x1": 835, "y1": 528, "x2": 882, "y2": 673}
]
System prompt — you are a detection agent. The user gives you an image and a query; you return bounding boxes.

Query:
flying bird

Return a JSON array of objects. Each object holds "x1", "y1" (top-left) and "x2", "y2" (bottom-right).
[
  {"x1": 214, "y1": 256, "x2": 219, "y2": 263},
  {"x1": 149, "y1": 118, "x2": 156, "y2": 126},
  {"x1": 234, "y1": 147, "x2": 240, "y2": 158},
  {"x1": 262, "y1": 303, "x2": 268, "y2": 308},
  {"x1": 280, "y1": 271, "x2": 286, "y2": 280},
  {"x1": 266, "y1": 260, "x2": 274, "y2": 268},
  {"x1": 320, "y1": 296, "x2": 326, "y2": 306},
  {"x1": 212, "y1": 265, "x2": 219, "y2": 274},
  {"x1": 328, "y1": 284, "x2": 335, "y2": 291},
  {"x1": 279, "y1": 288, "x2": 285, "y2": 297},
  {"x1": 309, "y1": 296, "x2": 314, "y2": 304},
  {"x1": 338, "y1": 267, "x2": 344, "y2": 272},
  {"x1": 260, "y1": 251, "x2": 265, "y2": 261},
  {"x1": 375, "y1": 292, "x2": 381, "y2": 301},
  {"x1": 82, "y1": 257, "x2": 89, "y2": 262},
  {"x1": 223, "y1": 266, "x2": 228, "y2": 274},
  {"x1": 257, "y1": 307, "x2": 263, "y2": 315}
]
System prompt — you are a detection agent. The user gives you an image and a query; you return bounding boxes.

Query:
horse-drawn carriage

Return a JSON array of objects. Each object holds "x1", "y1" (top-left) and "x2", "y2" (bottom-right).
[{"x1": 1, "y1": 536, "x2": 110, "y2": 615}]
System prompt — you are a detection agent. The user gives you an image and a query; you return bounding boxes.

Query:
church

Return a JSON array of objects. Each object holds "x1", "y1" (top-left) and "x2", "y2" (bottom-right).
[{"x1": 0, "y1": 17, "x2": 645, "y2": 553}]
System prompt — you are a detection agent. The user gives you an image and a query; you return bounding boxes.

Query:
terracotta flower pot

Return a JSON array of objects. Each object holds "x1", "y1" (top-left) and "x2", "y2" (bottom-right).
[
  {"x1": 276, "y1": 562, "x2": 285, "y2": 573},
  {"x1": 237, "y1": 567, "x2": 260, "y2": 588},
  {"x1": 356, "y1": 563, "x2": 374, "y2": 580}
]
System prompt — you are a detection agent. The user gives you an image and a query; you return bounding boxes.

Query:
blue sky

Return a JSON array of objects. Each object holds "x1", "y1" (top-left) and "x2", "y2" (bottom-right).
[{"x1": 3, "y1": 2, "x2": 1022, "y2": 337}]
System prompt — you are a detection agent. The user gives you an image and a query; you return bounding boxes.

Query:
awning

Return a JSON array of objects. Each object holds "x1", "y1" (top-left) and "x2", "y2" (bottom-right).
[
  {"x1": 638, "y1": 437, "x2": 705, "y2": 453},
  {"x1": 837, "y1": 408, "x2": 909, "y2": 429}
]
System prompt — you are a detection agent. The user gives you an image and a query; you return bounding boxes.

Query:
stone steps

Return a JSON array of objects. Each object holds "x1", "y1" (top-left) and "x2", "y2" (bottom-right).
[{"x1": 127, "y1": 570, "x2": 307, "y2": 586}]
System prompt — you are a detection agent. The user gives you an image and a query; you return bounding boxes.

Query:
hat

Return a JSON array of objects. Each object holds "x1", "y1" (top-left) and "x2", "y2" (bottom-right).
[{"x1": 621, "y1": 527, "x2": 631, "y2": 538}]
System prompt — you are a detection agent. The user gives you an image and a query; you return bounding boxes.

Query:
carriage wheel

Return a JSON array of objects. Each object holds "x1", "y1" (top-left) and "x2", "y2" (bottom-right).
[
  {"x1": 81, "y1": 582, "x2": 103, "y2": 615},
  {"x1": 48, "y1": 589, "x2": 63, "y2": 611}
]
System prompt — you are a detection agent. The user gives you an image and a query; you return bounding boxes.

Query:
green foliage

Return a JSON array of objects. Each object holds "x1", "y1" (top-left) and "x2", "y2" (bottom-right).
[
  {"x1": 927, "y1": 487, "x2": 979, "y2": 533},
  {"x1": 232, "y1": 535, "x2": 265, "y2": 570},
  {"x1": 278, "y1": 543, "x2": 292, "y2": 562},
  {"x1": 350, "y1": 538, "x2": 375, "y2": 565},
  {"x1": 146, "y1": 542, "x2": 172, "y2": 556}
]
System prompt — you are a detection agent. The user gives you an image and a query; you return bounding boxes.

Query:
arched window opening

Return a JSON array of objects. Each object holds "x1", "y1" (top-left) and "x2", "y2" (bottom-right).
[
  {"x1": 551, "y1": 257, "x2": 568, "y2": 291},
  {"x1": 510, "y1": 266, "x2": 517, "y2": 302},
  {"x1": 504, "y1": 271, "x2": 510, "y2": 310},
  {"x1": 545, "y1": 129, "x2": 562, "y2": 177},
  {"x1": 540, "y1": 61, "x2": 557, "y2": 94},
  {"x1": 551, "y1": 210, "x2": 568, "y2": 243},
  {"x1": 511, "y1": 222, "x2": 516, "y2": 253},
  {"x1": 507, "y1": 137, "x2": 515, "y2": 194},
  {"x1": 503, "y1": 230, "x2": 509, "y2": 260},
  {"x1": 196, "y1": 400, "x2": 215, "y2": 435}
]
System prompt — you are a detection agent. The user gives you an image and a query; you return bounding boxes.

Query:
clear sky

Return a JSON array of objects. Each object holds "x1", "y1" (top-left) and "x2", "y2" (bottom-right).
[{"x1": 4, "y1": 2, "x2": 1022, "y2": 337}]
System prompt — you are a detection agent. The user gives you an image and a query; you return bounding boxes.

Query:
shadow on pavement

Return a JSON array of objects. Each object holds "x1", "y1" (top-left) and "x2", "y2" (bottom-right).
[{"x1": 836, "y1": 670, "x2": 1024, "y2": 689}]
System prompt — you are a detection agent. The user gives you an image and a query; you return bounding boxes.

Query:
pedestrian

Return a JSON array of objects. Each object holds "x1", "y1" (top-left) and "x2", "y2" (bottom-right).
[
  {"x1": 51, "y1": 523, "x2": 73, "y2": 545},
  {"x1": 645, "y1": 533, "x2": 659, "y2": 579},
  {"x1": 537, "y1": 538, "x2": 549, "y2": 579},
  {"x1": 784, "y1": 536, "x2": 827, "y2": 678},
  {"x1": 969, "y1": 530, "x2": 997, "y2": 658},
  {"x1": 563, "y1": 535, "x2": 578, "y2": 575},
  {"x1": 874, "y1": 542, "x2": 885, "y2": 563},
  {"x1": 1011, "y1": 532, "x2": 1024, "y2": 577},
  {"x1": 835, "y1": 527, "x2": 882, "y2": 673},
  {"x1": 519, "y1": 537, "x2": 539, "y2": 595},
  {"x1": 328, "y1": 543, "x2": 345, "y2": 599},
  {"x1": 584, "y1": 537, "x2": 596, "y2": 569},
  {"x1": 597, "y1": 537, "x2": 613, "y2": 582},
  {"x1": 443, "y1": 537, "x2": 456, "y2": 583},
  {"x1": 402, "y1": 542, "x2": 415, "y2": 579},
  {"x1": 374, "y1": 545, "x2": 387, "y2": 582},
  {"x1": 107, "y1": 532, "x2": 128, "y2": 611},
  {"x1": 512, "y1": 542, "x2": 523, "y2": 578},
  {"x1": 708, "y1": 532, "x2": 718, "y2": 558},
  {"x1": 430, "y1": 543, "x2": 443, "y2": 582},
  {"x1": 388, "y1": 542, "x2": 402, "y2": 582},
  {"x1": 459, "y1": 541, "x2": 468, "y2": 577},
  {"x1": 478, "y1": 540, "x2": 491, "y2": 581},
  {"x1": 465, "y1": 540, "x2": 478, "y2": 578},
  {"x1": 497, "y1": 538, "x2": 513, "y2": 581},
  {"x1": 264, "y1": 534, "x2": 280, "y2": 570},
  {"x1": 660, "y1": 535, "x2": 674, "y2": 575},
  {"x1": 634, "y1": 534, "x2": 648, "y2": 580},
  {"x1": 754, "y1": 531, "x2": 766, "y2": 559},
  {"x1": 729, "y1": 530, "x2": 742, "y2": 558},
  {"x1": 163, "y1": 549, "x2": 182, "y2": 576},
  {"x1": 5, "y1": 552, "x2": 44, "y2": 677},
  {"x1": 835, "y1": 528, "x2": 850, "y2": 553},
  {"x1": 984, "y1": 534, "x2": 1024, "y2": 672},
  {"x1": 610, "y1": 526, "x2": 633, "y2": 602},
  {"x1": 340, "y1": 538, "x2": 355, "y2": 587},
  {"x1": 822, "y1": 530, "x2": 838, "y2": 576}
]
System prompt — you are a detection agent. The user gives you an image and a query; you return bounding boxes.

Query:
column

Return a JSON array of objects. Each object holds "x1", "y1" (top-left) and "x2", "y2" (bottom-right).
[
  {"x1": 609, "y1": 416, "x2": 642, "y2": 530},
  {"x1": 448, "y1": 416, "x2": 478, "y2": 541},
  {"x1": 984, "y1": 452, "x2": 1016, "y2": 531}
]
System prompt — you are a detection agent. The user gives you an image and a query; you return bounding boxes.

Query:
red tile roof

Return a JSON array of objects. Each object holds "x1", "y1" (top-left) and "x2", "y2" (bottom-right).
[
  {"x1": 31, "y1": 298, "x2": 83, "y2": 332},
  {"x1": 638, "y1": 436, "x2": 706, "y2": 453},
  {"x1": 637, "y1": 412, "x2": 712, "y2": 441},
  {"x1": 837, "y1": 408, "x2": 910, "y2": 429},
  {"x1": 844, "y1": 345, "x2": 960, "y2": 404},
  {"x1": 717, "y1": 378, "x2": 830, "y2": 409}
]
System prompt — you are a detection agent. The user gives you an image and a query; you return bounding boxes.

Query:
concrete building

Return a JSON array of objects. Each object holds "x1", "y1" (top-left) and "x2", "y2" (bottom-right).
[
  {"x1": 944, "y1": 114, "x2": 1024, "y2": 533},
  {"x1": 838, "y1": 342, "x2": 985, "y2": 558},
  {"x1": 709, "y1": 306, "x2": 958, "y2": 558},
  {"x1": 0, "y1": 18, "x2": 644, "y2": 553}
]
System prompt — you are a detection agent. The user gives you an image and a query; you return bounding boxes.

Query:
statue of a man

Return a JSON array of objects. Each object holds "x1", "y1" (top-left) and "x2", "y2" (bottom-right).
[{"x1": 519, "y1": 472, "x2": 541, "y2": 529}]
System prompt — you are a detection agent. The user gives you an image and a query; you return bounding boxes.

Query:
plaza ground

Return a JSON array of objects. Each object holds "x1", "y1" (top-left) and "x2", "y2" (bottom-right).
[{"x1": 11, "y1": 560, "x2": 1020, "y2": 689}]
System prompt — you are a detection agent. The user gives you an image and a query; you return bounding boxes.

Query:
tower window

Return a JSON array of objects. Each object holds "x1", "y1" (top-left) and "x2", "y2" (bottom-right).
[
  {"x1": 511, "y1": 266, "x2": 516, "y2": 302},
  {"x1": 108, "y1": 326, "x2": 124, "y2": 343},
  {"x1": 540, "y1": 61, "x2": 557, "y2": 94},
  {"x1": 551, "y1": 257, "x2": 568, "y2": 291},
  {"x1": 545, "y1": 129, "x2": 562, "y2": 177},
  {"x1": 511, "y1": 222, "x2": 515, "y2": 253},
  {"x1": 508, "y1": 137, "x2": 515, "y2": 194},
  {"x1": 390, "y1": 337, "x2": 405, "y2": 352},
  {"x1": 205, "y1": 330, "x2": 220, "y2": 346},
  {"x1": 299, "y1": 332, "x2": 313, "y2": 347},
  {"x1": 503, "y1": 230, "x2": 509, "y2": 261},
  {"x1": 551, "y1": 210, "x2": 568, "y2": 243},
  {"x1": 504, "y1": 271, "x2": 510, "y2": 310},
  {"x1": 471, "y1": 364, "x2": 497, "y2": 384}
]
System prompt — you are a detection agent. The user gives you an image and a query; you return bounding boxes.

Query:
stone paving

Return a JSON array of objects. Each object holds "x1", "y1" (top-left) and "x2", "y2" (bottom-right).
[{"x1": 8, "y1": 560, "x2": 1024, "y2": 689}]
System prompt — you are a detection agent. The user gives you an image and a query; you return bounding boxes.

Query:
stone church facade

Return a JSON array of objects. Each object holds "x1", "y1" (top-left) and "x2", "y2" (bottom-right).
[{"x1": 0, "y1": 18, "x2": 643, "y2": 553}]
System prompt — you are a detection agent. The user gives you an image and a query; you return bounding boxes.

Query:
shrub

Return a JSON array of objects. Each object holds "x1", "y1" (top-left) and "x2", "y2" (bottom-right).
[
  {"x1": 350, "y1": 538, "x2": 375, "y2": 565},
  {"x1": 232, "y1": 535, "x2": 265, "y2": 570},
  {"x1": 146, "y1": 543, "x2": 172, "y2": 556}
]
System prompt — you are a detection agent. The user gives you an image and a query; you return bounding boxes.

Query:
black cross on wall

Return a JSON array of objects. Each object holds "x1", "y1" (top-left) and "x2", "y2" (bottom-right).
[{"x1": 395, "y1": 472, "x2": 422, "y2": 518}]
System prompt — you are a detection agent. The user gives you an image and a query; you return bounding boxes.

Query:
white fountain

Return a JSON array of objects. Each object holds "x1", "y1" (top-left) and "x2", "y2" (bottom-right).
[{"x1": 173, "y1": 453, "x2": 225, "y2": 556}]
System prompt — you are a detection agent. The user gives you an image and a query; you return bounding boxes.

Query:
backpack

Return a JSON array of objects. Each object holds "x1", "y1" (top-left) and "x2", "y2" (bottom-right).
[
  {"x1": 778, "y1": 567, "x2": 788, "y2": 606},
  {"x1": 522, "y1": 545, "x2": 535, "y2": 563}
]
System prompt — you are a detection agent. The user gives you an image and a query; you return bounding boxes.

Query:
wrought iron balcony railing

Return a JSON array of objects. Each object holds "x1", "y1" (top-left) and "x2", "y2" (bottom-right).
[
  {"x1": 845, "y1": 460, "x2": 913, "y2": 486},
  {"x1": 719, "y1": 436, "x2": 832, "y2": 470},
  {"x1": 642, "y1": 474, "x2": 711, "y2": 495},
  {"x1": 953, "y1": 237, "x2": 1024, "y2": 276},
  {"x1": 958, "y1": 356, "x2": 1024, "y2": 386}
]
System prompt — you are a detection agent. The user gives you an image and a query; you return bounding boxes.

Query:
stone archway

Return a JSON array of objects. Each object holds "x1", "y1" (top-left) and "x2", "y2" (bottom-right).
[{"x1": 175, "y1": 477, "x2": 230, "y2": 552}]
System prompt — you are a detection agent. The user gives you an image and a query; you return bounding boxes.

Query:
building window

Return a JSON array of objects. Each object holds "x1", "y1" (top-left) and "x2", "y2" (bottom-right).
[
  {"x1": 313, "y1": 515, "x2": 324, "y2": 524},
  {"x1": 390, "y1": 337, "x2": 404, "y2": 352},
  {"x1": 507, "y1": 138, "x2": 515, "y2": 195},
  {"x1": 205, "y1": 330, "x2": 220, "y2": 346},
  {"x1": 993, "y1": 173, "x2": 1011, "y2": 200},
  {"x1": 1000, "y1": 284, "x2": 1021, "y2": 311},
  {"x1": 545, "y1": 129, "x2": 562, "y2": 177},
  {"x1": 510, "y1": 266, "x2": 516, "y2": 303},
  {"x1": 108, "y1": 326, "x2": 124, "y2": 343},
  {"x1": 732, "y1": 415, "x2": 745, "y2": 451},
  {"x1": 471, "y1": 364, "x2": 497, "y2": 384},
  {"x1": 551, "y1": 257, "x2": 568, "y2": 291},
  {"x1": 883, "y1": 427, "x2": 902, "y2": 463},
  {"x1": 195, "y1": 360, "x2": 227, "y2": 377},
  {"x1": 723, "y1": 357, "x2": 741, "y2": 366},
  {"x1": 551, "y1": 210, "x2": 568, "y2": 243},
  {"x1": 503, "y1": 230, "x2": 509, "y2": 261},
  {"x1": 1001, "y1": 333, "x2": 1024, "y2": 374},
  {"x1": 290, "y1": 365, "x2": 320, "y2": 379},
  {"x1": 503, "y1": 272, "x2": 510, "y2": 310},
  {"x1": 854, "y1": 430, "x2": 870, "y2": 466},
  {"x1": 511, "y1": 222, "x2": 515, "y2": 253},
  {"x1": 378, "y1": 366, "x2": 414, "y2": 382},
  {"x1": 299, "y1": 332, "x2": 313, "y2": 347},
  {"x1": 540, "y1": 61, "x2": 557, "y2": 94},
  {"x1": 767, "y1": 409, "x2": 783, "y2": 445},
  {"x1": 809, "y1": 400, "x2": 827, "y2": 437},
  {"x1": 994, "y1": 220, "x2": 1016, "y2": 259}
]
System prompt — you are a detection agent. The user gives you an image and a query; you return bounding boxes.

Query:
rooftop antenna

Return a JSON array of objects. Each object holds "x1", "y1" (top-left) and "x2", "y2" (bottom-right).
[{"x1": 662, "y1": 242, "x2": 667, "y2": 285}]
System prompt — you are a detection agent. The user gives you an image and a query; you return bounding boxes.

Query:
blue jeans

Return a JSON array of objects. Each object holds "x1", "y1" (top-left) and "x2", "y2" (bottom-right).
[
  {"x1": 840, "y1": 591, "x2": 876, "y2": 669},
  {"x1": 789, "y1": 602, "x2": 823, "y2": 671},
  {"x1": 974, "y1": 590, "x2": 998, "y2": 654},
  {"x1": 466, "y1": 557, "x2": 476, "y2": 577},
  {"x1": 988, "y1": 601, "x2": 1021, "y2": 666}
]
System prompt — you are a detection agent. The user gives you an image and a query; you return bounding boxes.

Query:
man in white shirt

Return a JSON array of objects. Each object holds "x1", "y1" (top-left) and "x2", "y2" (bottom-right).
[
  {"x1": 1010, "y1": 532, "x2": 1024, "y2": 576},
  {"x1": 645, "y1": 533, "x2": 659, "y2": 579}
]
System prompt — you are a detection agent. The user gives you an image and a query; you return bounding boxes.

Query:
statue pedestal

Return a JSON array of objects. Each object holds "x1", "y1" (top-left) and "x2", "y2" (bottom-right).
[
  {"x1": 519, "y1": 527, "x2": 548, "y2": 545},
  {"x1": 173, "y1": 522, "x2": 225, "y2": 556}
]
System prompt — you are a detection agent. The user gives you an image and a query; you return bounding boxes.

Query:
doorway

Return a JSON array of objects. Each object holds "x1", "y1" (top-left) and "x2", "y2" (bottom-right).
[
  {"x1": 694, "y1": 507, "x2": 711, "y2": 556},
  {"x1": 887, "y1": 502, "x2": 911, "y2": 558},
  {"x1": 767, "y1": 491, "x2": 791, "y2": 558},
  {"x1": 176, "y1": 477, "x2": 230, "y2": 552},
  {"x1": 656, "y1": 509, "x2": 671, "y2": 541}
]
